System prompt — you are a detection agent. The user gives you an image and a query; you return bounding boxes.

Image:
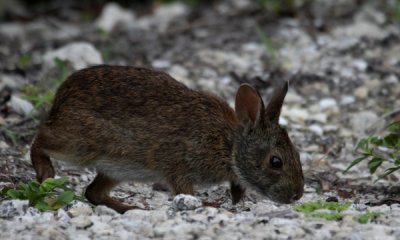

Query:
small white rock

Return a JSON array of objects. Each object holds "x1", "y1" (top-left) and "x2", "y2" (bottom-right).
[
  {"x1": 323, "y1": 125, "x2": 338, "y2": 132},
  {"x1": 0, "y1": 200, "x2": 29, "y2": 218},
  {"x1": 152, "y1": 59, "x2": 171, "y2": 69},
  {"x1": 172, "y1": 194, "x2": 202, "y2": 211},
  {"x1": 340, "y1": 95, "x2": 356, "y2": 105},
  {"x1": 69, "y1": 215, "x2": 93, "y2": 229},
  {"x1": 354, "y1": 86, "x2": 369, "y2": 99},
  {"x1": 279, "y1": 116, "x2": 288, "y2": 126},
  {"x1": 309, "y1": 124, "x2": 324, "y2": 136},
  {"x1": 308, "y1": 113, "x2": 327, "y2": 123},
  {"x1": 8, "y1": 95, "x2": 34, "y2": 116},
  {"x1": 349, "y1": 111, "x2": 380, "y2": 134},
  {"x1": 67, "y1": 200, "x2": 93, "y2": 217},
  {"x1": 353, "y1": 59, "x2": 368, "y2": 71},
  {"x1": 43, "y1": 42, "x2": 103, "y2": 70},
  {"x1": 94, "y1": 205, "x2": 118, "y2": 216},
  {"x1": 284, "y1": 91, "x2": 303, "y2": 103},
  {"x1": 319, "y1": 98, "x2": 337, "y2": 110},
  {"x1": 282, "y1": 107, "x2": 309, "y2": 123},
  {"x1": 95, "y1": 2, "x2": 135, "y2": 32}
]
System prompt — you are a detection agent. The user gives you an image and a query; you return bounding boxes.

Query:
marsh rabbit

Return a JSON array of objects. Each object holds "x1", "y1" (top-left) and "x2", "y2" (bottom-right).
[{"x1": 31, "y1": 65, "x2": 304, "y2": 213}]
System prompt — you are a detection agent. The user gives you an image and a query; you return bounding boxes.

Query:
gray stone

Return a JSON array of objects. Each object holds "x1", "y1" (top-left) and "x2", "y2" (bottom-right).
[
  {"x1": 0, "y1": 200, "x2": 29, "y2": 219},
  {"x1": 43, "y1": 42, "x2": 103, "y2": 70},
  {"x1": 67, "y1": 200, "x2": 93, "y2": 217},
  {"x1": 172, "y1": 194, "x2": 202, "y2": 211},
  {"x1": 8, "y1": 96, "x2": 35, "y2": 116},
  {"x1": 95, "y1": 2, "x2": 135, "y2": 32}
]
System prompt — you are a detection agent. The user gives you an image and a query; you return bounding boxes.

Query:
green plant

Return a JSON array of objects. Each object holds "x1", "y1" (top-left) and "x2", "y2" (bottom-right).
[
  {"x1": 256, "y1": 0, "x2": 292, "y2": 12},
  {"x1": 344, "y1": 121, "x2": 400, "y2": 181},
  {"x1": 353, "y1": 210, "x2": 382, "y2": 224},
  {"x1": 0, "y1": 125, "x2": 34, "y2": 146},
  {"x1": 0, "y1": 177, "x2": 84, "y2": 211},
  {"x1": 295, "y1": 200, "x2": 382, "y2": 223},
  {"x1": 1, "y1": 127, "x2": 18, "y2": 145},
  {"x1": 101, "y1": 46, "x2": 113, "y2": 61},
  {"x1": 388, "y1": 0, "x2": 400, "y2": 23},
  {"x1": 18, "y1": 53, "x2": 31, "y2": 70},
  {"x1": 23, "y1": 88, "x2": 55, "y2": 110},
  {"x1": 97, "y1": 28, "x2": 110, "y2": 39},
  {"x1": 294, "y1": 200, "x2": 351, "y2": 221},
  {"x1": 21, "y1": 57, "x2": 70, "y2": 111}
]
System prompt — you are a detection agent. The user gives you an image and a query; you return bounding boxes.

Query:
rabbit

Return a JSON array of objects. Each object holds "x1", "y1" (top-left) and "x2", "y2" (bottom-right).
[{"x1": 31, "y1": 65, "x2": 304, "y2": 213}]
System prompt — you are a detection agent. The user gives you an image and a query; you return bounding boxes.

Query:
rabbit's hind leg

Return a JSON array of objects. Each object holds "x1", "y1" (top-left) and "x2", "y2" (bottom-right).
[
  {"x1": 31, "y1": 136, "x2": 55, "y2": 182},
  {"x1": 85, "y1": 173, "x2": 138, "y2": 214}
]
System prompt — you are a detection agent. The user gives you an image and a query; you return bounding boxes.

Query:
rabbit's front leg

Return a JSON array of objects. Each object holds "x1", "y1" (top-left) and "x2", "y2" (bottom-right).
[
  {"x1": 230, "y1": 181, "x2": 246, "y2": 204},
  {"x1": 167, "y1": 176, "x2": 194, "y2": 195}
]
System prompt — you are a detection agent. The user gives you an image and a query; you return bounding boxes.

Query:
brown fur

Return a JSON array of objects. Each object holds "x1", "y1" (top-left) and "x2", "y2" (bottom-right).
[{"x1": 31, "y1": 65, "x2": 304, "y2": 213}]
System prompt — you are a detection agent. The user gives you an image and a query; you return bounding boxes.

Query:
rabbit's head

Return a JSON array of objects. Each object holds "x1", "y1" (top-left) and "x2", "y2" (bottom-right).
[{"x1": 233, "y1": 82, "x2": 304, "y2": 203}]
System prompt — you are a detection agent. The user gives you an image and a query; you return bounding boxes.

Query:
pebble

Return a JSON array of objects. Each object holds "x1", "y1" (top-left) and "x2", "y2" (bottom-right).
[
  {"x1": 309, "y1": 124, "x2": 324, "y2": 136},
  {"x1": 172, "y1": 194, "x2": 202, "y2": 211},
  {"x1": 349, "y1": 111, "x2": 380, "y2": 135},
  {"x1": 285, "y1": 91, "x2": 303, "y2": 104},
  {"x1": 70, "y1": 215, "x2": 93, "y2": 229},
  {"x1": 8, "y1": 95, "x2": 35, "y2": 116},
  {"x1": 152, "y1": 59, "x2": 171, "y2": 69},
  {"x1": 308, "y1": 113, "x2": 328, "y2": 123},
  {"x1": 0, "y1": 74, "x2": 24, "y2": 90},
  {"x1": 0, "y1": 200, "x2": 29, "y2": 219},
  {"x1": 354, "y1": 86, "x2": 369, "y2": 99},
  {"x1": 94, "y1": 205, "x2": 118, "y2": 216},
  {"x1": 319, "y1": 98, "x2": 337, "y2": 110},
  {"x1": 340, "y1": 95, "x2": 356, "y2": 105},
  {"x1": 95, "y1": 2, "x2": 135, "y2": 32},
  {"x1": 67, "y1": 201, "x2": 93, "y2": 217},
  {"x1": 43, "y1": 42, "x2": 103, "y2": 70},
  {"x1": 352, "y1": 59, "x2": 368, "y2": 71},
  {"x1": 282, "y1": 107, "x2": 309, "y2": 123}
]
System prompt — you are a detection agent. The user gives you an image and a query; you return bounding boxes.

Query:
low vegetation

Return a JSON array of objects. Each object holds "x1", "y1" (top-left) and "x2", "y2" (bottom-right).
[
  {"x1": 0, "y1": 177, "x2": 84, "y2": 211},
  {"x1": 294, "y1": 200, "x2": 381, "y2": 223},
  {"x1": 345, "y1": 121, "x2": 400, "y2": 181}
]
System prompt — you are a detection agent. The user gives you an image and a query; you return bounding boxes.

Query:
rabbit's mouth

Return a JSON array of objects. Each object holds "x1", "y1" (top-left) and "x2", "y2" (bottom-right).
[{"x1": 255, "y1": 186, "x2": 300, "y2": 204}]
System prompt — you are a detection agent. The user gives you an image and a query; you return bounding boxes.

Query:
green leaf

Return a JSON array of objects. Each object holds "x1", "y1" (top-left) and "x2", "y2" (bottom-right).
[
  {"x1": 387, "y1": 121, "x2": 400, "y2": 133},
  {"x1": 368, "y1": 158, "x2": 384, "y2": 174},
  {"x1": 27, "y1": 181, "x2": 40, "y2": 192},
  {"x1": 0, "y1": 187, "x2": 12, "y2": 196},
  {"x1": 57, "y1": 191, "x2": 75, "y2": 205},
  {"x1": 18, "y1": 53, "x2": 31, "y2": 69},
  {"x1": 369, "y1": 136, "x2": 382, "y2": 145},
  {"x1": 294, "y1": 200, "x2": 351, "y2": 213},
  {"x1": 6, "y1": 189, "x2": 24, "y2": 199},
  {"x1": 343, "y1": 156, "x2": 369, "y2": 173},
  {"x1": 40, "y1": 177, "x2": 68, "y2": 192},
  {"x1": 377, "y1": 166, "x2": 400, "y2": 181},
  {"x1": 383, "y1": 133, "x2": 400, "y2": 148},
  {"x1": 35, "y1": 200, "x2": 49, "y2": 211},
  {"x1": 354, "y1": 211, "x2": 382, "y2": 224},
  {"x1": 309, "y1": 211, "x2": 344, "y2": 221}
]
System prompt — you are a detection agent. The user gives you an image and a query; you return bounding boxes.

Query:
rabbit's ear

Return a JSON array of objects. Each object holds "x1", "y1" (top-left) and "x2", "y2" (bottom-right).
[
  {"x1": 235, "y1": 84, "x2": 264, "y2": 127},
  {"x1": 265, "y1": 82, "x2": 288, "y2": 123}
]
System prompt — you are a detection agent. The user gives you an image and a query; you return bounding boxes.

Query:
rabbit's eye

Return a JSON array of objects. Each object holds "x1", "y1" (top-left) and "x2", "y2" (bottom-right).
[{"x1": 270, "y1": 156, "x2": 283, "y2": 169}]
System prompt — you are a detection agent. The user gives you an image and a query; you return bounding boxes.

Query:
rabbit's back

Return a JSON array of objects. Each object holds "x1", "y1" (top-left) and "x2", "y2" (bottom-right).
[{"x1": 39, "y1": 65, "x2": 238, "y2": 183}]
